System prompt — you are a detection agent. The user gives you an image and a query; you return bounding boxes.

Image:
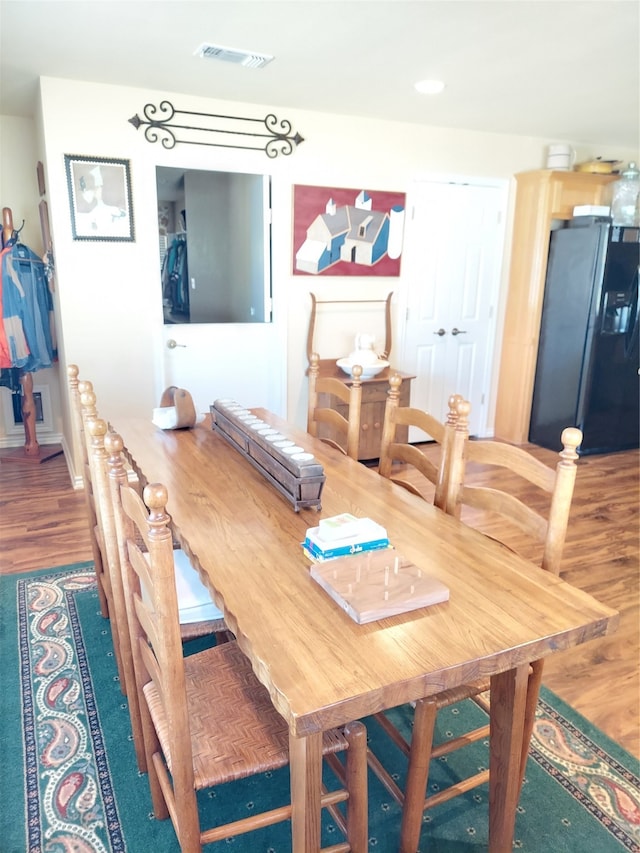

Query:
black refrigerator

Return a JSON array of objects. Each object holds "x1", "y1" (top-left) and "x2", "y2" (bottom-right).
[{"x1": 529, "y1": 216, "x2": 639, "y2": 455}]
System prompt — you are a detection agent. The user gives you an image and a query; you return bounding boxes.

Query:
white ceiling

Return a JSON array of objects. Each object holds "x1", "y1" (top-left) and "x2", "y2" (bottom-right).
[{"x1": 1, "y1": 0, "x2": 638, "y2": 150}]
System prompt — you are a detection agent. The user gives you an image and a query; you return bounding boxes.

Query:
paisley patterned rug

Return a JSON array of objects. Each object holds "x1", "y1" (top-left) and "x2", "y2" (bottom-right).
[{"x1": 1, "y1": 564, "x2": 638, "y2": 852}]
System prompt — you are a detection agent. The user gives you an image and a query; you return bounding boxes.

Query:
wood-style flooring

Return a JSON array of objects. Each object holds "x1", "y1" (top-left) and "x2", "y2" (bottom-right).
[{"x1": 1, "y1": 442, "x2": 638, "y2": 757}]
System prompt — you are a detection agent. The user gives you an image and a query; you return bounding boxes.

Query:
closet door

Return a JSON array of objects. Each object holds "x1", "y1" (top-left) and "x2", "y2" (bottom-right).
[{"x1": 398, "y1": 179, "x2": 507, "y2": 438}]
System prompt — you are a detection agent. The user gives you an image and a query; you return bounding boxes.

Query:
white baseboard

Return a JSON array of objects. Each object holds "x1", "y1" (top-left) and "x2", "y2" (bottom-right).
[{"x1": 0, "y1": 431, "x2": 63, "y2": 449}]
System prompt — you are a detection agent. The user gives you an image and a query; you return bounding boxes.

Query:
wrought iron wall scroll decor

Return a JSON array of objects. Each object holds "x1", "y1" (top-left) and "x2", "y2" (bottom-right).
[{"x1": 128, "y1": 100, "x2": 304, "y2": 158}]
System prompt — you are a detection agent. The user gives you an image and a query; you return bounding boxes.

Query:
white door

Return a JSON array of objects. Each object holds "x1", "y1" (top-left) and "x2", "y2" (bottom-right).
[
  {"x1": 157, "y1": 168, "x2": 284, "y2": 419},
  {"x1": 398, "y1": 179, "x2": 506, "y2": 437},
  {"x1": 162, "y1": 323, "x2": 285, "y2": 418}
]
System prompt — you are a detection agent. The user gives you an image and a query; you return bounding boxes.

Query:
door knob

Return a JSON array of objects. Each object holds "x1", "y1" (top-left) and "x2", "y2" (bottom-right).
[
  {"x1": 166, "y1": 339, "x2": 186, "y2": 349},
  {"x1": 433, "y1": 328, "x2": 446, "y2": 336},
  {"x1": 451, "y1": 328, "x2": 467, "y2": 336}
]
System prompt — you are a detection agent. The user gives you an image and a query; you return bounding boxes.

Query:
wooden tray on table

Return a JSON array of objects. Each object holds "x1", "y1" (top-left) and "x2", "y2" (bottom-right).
[{"x1": 310, "y1": 549, "x2": 449, "y2": 624}]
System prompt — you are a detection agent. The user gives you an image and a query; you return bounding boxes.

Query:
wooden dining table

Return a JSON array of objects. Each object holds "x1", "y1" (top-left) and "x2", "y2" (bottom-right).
[{"x1": 114, "y1": 409, "x2": 618, "y2": 853}]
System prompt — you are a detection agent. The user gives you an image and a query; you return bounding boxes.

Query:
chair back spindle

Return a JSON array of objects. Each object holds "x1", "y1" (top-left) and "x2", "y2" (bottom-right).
[
  {"x1": 66, "y1": 365, "x2": 109, "y2": 617},
  {"x1": 450, "y1": 425, "x2": 583, "y2": 575},
  {"x1": 307, "y1": 351, "x2": 363, "y2": 459},
  {"x1": 379, "y1": 373, "x2": 468, "y2": 512}
]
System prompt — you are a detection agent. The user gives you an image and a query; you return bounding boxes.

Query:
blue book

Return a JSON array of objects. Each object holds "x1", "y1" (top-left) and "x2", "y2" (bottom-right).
[
  {"x1": 303, "y1": 516, "x2": 390, "y2": 561},
  {"x1": 303, "y1": 536, "x2": 391, "y2": 561}
]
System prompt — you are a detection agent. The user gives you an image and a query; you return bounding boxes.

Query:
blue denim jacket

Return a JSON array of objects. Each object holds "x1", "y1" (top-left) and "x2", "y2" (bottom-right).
[{"x1": 1, "y1": 242, "x2": 56, "y2": 371}]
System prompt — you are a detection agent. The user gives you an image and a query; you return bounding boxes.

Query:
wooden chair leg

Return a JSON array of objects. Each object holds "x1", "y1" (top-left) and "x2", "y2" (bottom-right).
[
  {"x1": 151, "y1": 746, "x2": 203, "y2": 853},
  {"x1": 399, "y1": 698, "x2": 438, "y2": 853},
  {"x1": 344, "y1": 721, "x2": 369, "y2": 853},
  {"x1": 90, "y1": 536, "x2": 109, "y2": 618},
  {"x1": 173, "y1": 777, "x2": 202, "y2": 853}
]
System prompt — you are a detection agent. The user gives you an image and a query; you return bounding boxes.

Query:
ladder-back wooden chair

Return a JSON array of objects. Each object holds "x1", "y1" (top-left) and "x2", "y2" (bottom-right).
[
  {"x1": 115, "y1": 469, "x2": 369, "y2": 853},
  {"x1": 103, "y1": 428, "x2": 229, "y2": 772},
  {"x1": 67, "y1": 365, "x2": 109, "y2": 618},
  {"x1": 371, "y1": 400, "x2": 583, "y2": 853},
  {"x1": 69, "y1": 375, "x2": 129, "y2": 692},
  {"x1": 377, "y1": 372, "x2": 466, "y2": 512},
  {"x1": 307, "y1": 351, "x2": 363, "y2": 459}
]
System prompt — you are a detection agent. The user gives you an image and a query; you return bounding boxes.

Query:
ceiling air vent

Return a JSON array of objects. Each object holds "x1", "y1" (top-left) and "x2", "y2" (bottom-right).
[{"x1": 195, "y1": 43, "x2": 274, "y2": 69}]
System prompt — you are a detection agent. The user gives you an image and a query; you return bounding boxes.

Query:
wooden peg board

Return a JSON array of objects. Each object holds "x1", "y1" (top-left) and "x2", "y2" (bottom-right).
[{"x1": 310, "y1": 550, "x2": 449, "y2": 624}]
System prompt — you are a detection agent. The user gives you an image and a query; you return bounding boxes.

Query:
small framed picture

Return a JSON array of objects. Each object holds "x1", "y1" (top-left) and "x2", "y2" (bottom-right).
[
  {"x1": 39, "y1": 200, "x2": 52, "y2": 252},
  {"x1": 36, "y1": 161, "x2": 46, "y2": 196},
  {"x1": 64, "y1": 154, "x2": 135, "y2": 242}
]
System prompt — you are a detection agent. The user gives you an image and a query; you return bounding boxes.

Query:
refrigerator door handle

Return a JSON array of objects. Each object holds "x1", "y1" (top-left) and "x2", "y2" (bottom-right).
[{"x1": 623, "y1": 265, "x2": 639, "y2": 359}]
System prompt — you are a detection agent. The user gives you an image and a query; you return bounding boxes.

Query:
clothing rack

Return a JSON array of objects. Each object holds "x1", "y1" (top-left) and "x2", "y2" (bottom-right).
[{"x1": 1, "y1": 206, "x2": 62, "y2": 464}]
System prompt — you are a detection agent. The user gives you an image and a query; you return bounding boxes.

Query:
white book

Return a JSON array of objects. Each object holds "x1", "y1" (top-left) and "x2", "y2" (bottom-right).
[{"x1": 318, "y1": 513, "x2": 366, "y2": 542}]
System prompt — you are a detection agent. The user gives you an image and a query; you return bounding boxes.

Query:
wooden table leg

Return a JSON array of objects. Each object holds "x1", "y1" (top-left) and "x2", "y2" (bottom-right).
[
  {"x1": 519, "y1": 658, "x2": 544, "y2": 795},
  {"x1": 289, "y1": 730, "x2": 323, "y2": 853},
  {"x1": 488, "y1": 663, "x2": 529, "y2": 852}
]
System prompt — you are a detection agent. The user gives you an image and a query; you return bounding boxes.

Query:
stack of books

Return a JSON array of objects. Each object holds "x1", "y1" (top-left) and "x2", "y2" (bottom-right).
[{"x1": 303, "y1": 512, "x2": 390, "y2": 561}]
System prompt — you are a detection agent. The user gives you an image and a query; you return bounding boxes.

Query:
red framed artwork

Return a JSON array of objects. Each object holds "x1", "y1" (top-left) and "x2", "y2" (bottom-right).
[{"x1": 293, "y1": 184, "x2": 405, "y2": 276}]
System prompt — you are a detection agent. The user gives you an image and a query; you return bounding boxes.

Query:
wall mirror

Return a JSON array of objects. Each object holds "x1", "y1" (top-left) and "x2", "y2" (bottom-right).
[{"x1": 156, "y1": 167, "x2": 272, "y2": 324}]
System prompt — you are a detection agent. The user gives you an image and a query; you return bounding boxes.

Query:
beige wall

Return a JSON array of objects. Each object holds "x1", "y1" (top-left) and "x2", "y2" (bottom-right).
[{"x1": 1, "y1": 76, "x2": 637, "y2": 478}]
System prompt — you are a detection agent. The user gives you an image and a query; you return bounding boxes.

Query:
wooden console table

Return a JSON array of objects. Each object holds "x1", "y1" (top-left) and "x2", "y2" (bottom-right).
[{"x1": 313, "y1": 359, "x2": 414, "y2": 460}]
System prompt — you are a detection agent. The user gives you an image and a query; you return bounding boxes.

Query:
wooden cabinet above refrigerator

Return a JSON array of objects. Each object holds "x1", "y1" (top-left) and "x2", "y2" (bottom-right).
[{"x1": 494, "y1": 169, "x2": 617, "y2": 444}]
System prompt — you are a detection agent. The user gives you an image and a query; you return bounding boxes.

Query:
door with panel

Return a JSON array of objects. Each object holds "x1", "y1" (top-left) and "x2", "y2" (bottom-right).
[
  {"x1": 162, "y1": 323, "x2": 285, "y2": 418},
  {"x1": 399, "y1": 179, "x2": 507, "y2": 438},
  {"x1": 158, "y1": 169, "x2": 284, "y2": 417}
]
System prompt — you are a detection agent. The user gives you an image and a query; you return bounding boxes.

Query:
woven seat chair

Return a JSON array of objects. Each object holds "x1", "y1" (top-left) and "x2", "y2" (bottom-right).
[
  {"x1": 307, "y1": 351, "x2": 363, "y2": 459},
  {"x1": 100, "y1": 427, "x2": 229, "y2": 772},
  {"x1": 369, "y1": 397, "x2": 583, "y2": 853},
  {"x1": 69, "y1": 380, "x2": 228, "y2": 771},
  {"x1": 112, "y1": 460, "x2": 368, "y2": 853},
  {"x1": 68, "y1": 368, "x2": 131, "y2": 687},
  {"x1": 377, "y1": 372, "x2": 466, "y2": 512}
]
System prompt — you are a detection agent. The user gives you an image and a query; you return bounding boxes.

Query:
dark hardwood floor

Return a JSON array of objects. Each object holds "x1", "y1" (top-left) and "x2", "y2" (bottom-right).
[{"x1": 1, "y1": 442, "x2": 638, "y2": 757}]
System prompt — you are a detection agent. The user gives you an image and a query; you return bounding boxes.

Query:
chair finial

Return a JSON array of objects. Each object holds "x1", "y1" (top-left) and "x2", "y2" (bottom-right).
[
  {"x1": 446, "y1": 394, "x2": 463, "y2": 427},
  {"x1": 454, "y1": 398, "x2": 471, "y2": 432},
  {"x1": 105, "y1": 431, "x2": 124, "y2": 456},
  {"x1": 388, "y1": 372, "x2": 402, "y2": 402},
  {"x1": 142, "y1": 483, "x2": 173, "y2": 544},
  {"x1": 560, "y1": 427, "x2": 582, "y2": 463},
  {"x1": 87, "y1": 417, "x2": 108, "y2": 439}
]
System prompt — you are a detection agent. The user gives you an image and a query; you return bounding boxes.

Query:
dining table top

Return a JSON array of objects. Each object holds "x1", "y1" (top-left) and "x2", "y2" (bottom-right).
[{"x1": 114, "y1": 408, "x2": 619, "y2": 741}]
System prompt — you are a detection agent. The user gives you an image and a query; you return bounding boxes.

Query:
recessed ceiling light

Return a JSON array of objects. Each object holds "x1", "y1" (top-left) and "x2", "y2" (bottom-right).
[{"x1": 414, "y1": 79, "x2": 445, "y2": 95}]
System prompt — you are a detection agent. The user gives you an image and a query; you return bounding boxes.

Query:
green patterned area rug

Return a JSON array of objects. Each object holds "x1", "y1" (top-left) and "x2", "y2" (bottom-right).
[{"x1": 0, "y1": 565, "x2": 638, "y2": 852}]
